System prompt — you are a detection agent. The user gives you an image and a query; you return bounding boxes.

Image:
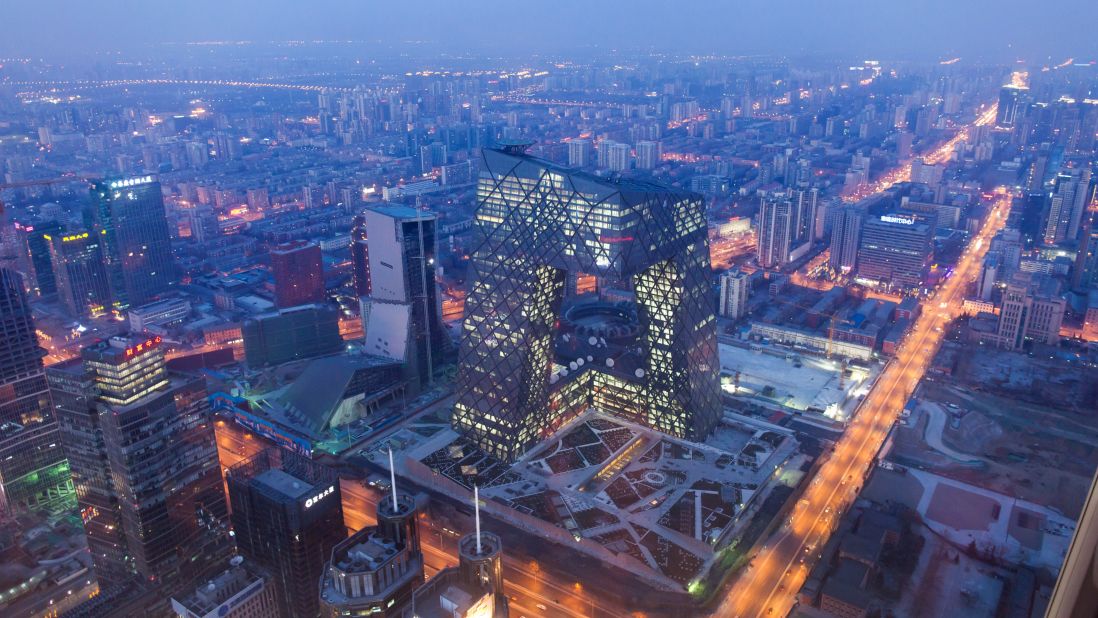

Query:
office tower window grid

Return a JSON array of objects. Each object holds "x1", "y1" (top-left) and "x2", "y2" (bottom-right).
[{"x1": 453, "y1": 148, "x2": 721, "y2": 462}]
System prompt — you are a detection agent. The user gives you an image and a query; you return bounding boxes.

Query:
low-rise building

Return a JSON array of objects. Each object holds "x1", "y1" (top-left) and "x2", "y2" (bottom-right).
[
  {"x1": 128, "y1": 297, "x2": 192, "y2": 333},
  {"x1": 170, "y1": 558, "x2": 278, "y2": 618}
]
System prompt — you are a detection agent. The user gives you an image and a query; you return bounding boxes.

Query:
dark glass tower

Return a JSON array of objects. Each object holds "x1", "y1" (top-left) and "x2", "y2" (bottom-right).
[
  {"x1": 21, "y1": 220, "x2": 63, "y2": 299},
  {"x1": 453, "y1": 146, "x2": 721, "y2": 461},
  {"x1": 351, "y1": 213, "x2": 371, "y2": 297},
  {"x1": 227, "y1": 448, "x2": 346, "y2": 618},
  {"x1": 89, "y1": 175, "x2": 175, "y2": 309},
  {"x1": 48, "y1": 335, "x2": 231, "y2": 595},
  {"x1": 0, "y1": 268, "x2": 74, "y2": 516},
  {"x1": 996, "y1": 85, "x2": 1028, "y2": 129},
  {"x1": 46, "y1": 229, "x2": 113, "y2": 317}
]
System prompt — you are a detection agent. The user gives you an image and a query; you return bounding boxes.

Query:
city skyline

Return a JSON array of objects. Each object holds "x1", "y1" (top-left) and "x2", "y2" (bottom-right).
[
  {"x1": 0, "y1": 1, "x2": 1095, "y2": 61},
  {"x1": 0, "y1": 8, "x2": 1096, "y2": 617}
]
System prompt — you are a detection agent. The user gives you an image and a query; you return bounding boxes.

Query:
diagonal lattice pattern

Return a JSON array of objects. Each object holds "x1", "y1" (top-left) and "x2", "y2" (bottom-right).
[{"x1": 453, "y1": 147, "x2": 721, "y2": 462}]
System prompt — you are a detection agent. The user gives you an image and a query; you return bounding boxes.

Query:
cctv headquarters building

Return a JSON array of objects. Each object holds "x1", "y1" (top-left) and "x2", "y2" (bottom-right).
[{"x1": 453, "y1": 144, "x2": 722, "y2": 462}]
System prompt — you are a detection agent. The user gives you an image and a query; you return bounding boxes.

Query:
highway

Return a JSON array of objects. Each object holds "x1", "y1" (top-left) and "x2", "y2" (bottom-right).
[
  {"x1": 843, "y1": 105, "x2": 999, "y2": 203},
  {"x1": 713, "y1": 106, "x2": 1006, "y2": 618}
]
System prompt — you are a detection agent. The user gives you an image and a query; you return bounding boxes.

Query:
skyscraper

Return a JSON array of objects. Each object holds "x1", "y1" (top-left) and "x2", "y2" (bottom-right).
[
  {"x1": 791, "y1": 187, "x2": 820, "y2": 243},
  {"x1": 635, "y1": 140, "x2": 661, "y2": 170},
  {"x1": 46, "y1": 229, "x2": 113, "y2": 317},
  {"x1": 608, "y1": 142, "x2": 631, "y2": 172},
  {"x1": 719, "y1": 269, "x2": 750, "y2": 319},
  {"x1": 757, "y1": 189, "x2": 817, "y2": 269},
  {"x1": 1042, "y1": 169, "x2": 1093, "y2": 245},
  {"x1": 453, "y1": 146, "x2": 721, "y2": 462},
  {"x1": 420, "y1": 142, "x2": 448, "y2": 175},
  {"x1": 1074, "y1": 203, "x2": 1098, "y2": 291},
  {"x1": 0, "y1": 269, "x2": 73, "y2": 516},
  {"x1": 49, "y1": 335, "x2": 231, "y2": 595},
  {"x1": 996, "y1": 85, "x2": 1029, "y2": 129},
  {"x1": 855, "y1": 214, "x2": 934, "y2": 290},
  {"x1": 757, "y1": 198, "x2": 794, "y2": 269},
  {"x1": 351, "y1": 213, "x2": 372, "y2": 297},
  {"x1": 596, "y1": 140, "x2": 618, "y2": 169},
  {"x1": 270, "y1": 240, "x2": 326, "y2": 308},
  {"x1": 228, "y1": 448, "x2": 346, "y2": 618},
  {"x1": 359, "y1": 205, "x2": 447, "y2": 389},
  {"x1": 20, "y1": 219, "x2": 63, "y2": 299},
  {"x1": 89, "y1": 176, "x2": 175, "y2": 309},
  {"x1": 567, "y1": 139, "x2": 592, "y2": 167},
  {"x1": 829, "y1": 204, "x2": 865, "y2": 275}
]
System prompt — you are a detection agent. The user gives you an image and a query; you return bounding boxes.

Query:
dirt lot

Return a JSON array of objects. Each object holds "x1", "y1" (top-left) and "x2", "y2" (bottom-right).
[
  {"x1": 900, "y1": 343, "x2": 1098, "y2": 518},
  {"x1": 915, "y1": 379, "x2": 1098, "y2": 518}
]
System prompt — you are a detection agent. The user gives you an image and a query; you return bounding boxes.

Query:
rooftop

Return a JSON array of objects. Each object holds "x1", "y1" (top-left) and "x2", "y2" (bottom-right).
[
  {"x1": 171, "y1": 561, "x2": 267, "y2": 617},
  {"x1": 252, "y1": 468, "x2": 313, "y2": 500},
  {"x1": 271, "y1": 354, "x2": 403, "y2": 436},
  {"x1": 482, "y1": 147, "x2": 697, "y2": 198},
  {"x1": 365, "y1": 204, "x2": 437, "y2": 221}
]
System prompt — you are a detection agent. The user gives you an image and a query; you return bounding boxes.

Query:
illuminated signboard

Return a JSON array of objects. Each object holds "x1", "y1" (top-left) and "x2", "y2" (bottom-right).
[
  {"x1": 880, "y1": 215, "x2": 914, "y2": 225},
  {"x1": 61, "y1": 232, "x2": 90, "y2": 243},
  {"x1": 124, "y1": 335, "x2": 163, "y2": 357},
  {"x1": 305, "y1": 485, "x2": 336, "y2": 509},
  {"x1": 107, "y1": 175, "x2": 154, "y2": 190},
  {"x1": 598, "y1": 234, "x2": 635, "y2": 243}
]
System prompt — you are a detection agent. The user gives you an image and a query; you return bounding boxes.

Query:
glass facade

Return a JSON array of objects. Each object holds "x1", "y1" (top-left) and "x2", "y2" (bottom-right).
[
  {"x1": 855, "y1": 215, "x2": 934, "y2": 291},
  {"x1": 46, "y1": 230, "x2": 112, "y2": 317},
  {"x1": 228, "y1": 448, "x2": 346, "y2": 618},
  {"x1": 22, "y1": 219, "x2": 63, "y2": 299},
  {"x1": 453, "y1": 147, "x2": 721, "y2": 462},
  {"x1": 50, "y1": 337, "x2": 231, "y2": 595},
  {"x1": 90, "y1": 176, "x2": 175, "y2": 309},
  {"x1": 242, "y1": 304, "x2": 344, "y2": 367},
  {"x1": 0, "y1": 268, "x2": 75, "y2": 515}
]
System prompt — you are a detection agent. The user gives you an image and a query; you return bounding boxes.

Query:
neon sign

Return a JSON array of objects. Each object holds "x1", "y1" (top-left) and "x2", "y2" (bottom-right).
[
  {"x1": 305, "y1": 485, "x2": 335, "y2": 508},
  {"x1": 124, "y1": 336, "x2": 163, "y2": 357},
  {"x1": 108, "y1": 176, "x2": 154, "y2": 189},
  {"x1": 880, "y1": 215, "x2": 914, "y2": 225}
]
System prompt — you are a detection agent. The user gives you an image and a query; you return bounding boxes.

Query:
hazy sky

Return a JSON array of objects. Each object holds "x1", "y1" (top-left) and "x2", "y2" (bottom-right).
[{"x1": 2, "y1": 0, "x2": 1095, "y2": 62}]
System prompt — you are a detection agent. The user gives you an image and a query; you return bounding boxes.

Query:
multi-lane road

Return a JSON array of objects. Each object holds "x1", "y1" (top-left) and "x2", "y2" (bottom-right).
[
  {"x1": 714, "y1": 110, "x2": 1007, "y2": 618},
  {"x1": 844, "y1": 105, "x2": 999, "y2": 203}
]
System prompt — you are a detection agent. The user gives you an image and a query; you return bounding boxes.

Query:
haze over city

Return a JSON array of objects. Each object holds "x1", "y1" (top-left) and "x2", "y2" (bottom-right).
[
  {"x1": 1, "y1": 1, "x2": 1096, "y2": 60},
  {"x1": 0, "y1": 3, "x2": 1096, "y2": 618}
]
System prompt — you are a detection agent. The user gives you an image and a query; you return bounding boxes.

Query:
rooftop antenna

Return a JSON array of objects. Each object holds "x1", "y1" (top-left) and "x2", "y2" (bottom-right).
[
  {"x1": 474, "y1": 484, "x2": 482, "y2": 555},
  {"x1": 388, "y1": 447, "x2": 398, "y2": 511}
]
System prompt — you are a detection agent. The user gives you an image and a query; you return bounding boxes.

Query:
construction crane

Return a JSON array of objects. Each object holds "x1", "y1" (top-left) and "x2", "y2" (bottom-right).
[{"x1": 0, "y1": 174, "x2": 100, "y2": 215}]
